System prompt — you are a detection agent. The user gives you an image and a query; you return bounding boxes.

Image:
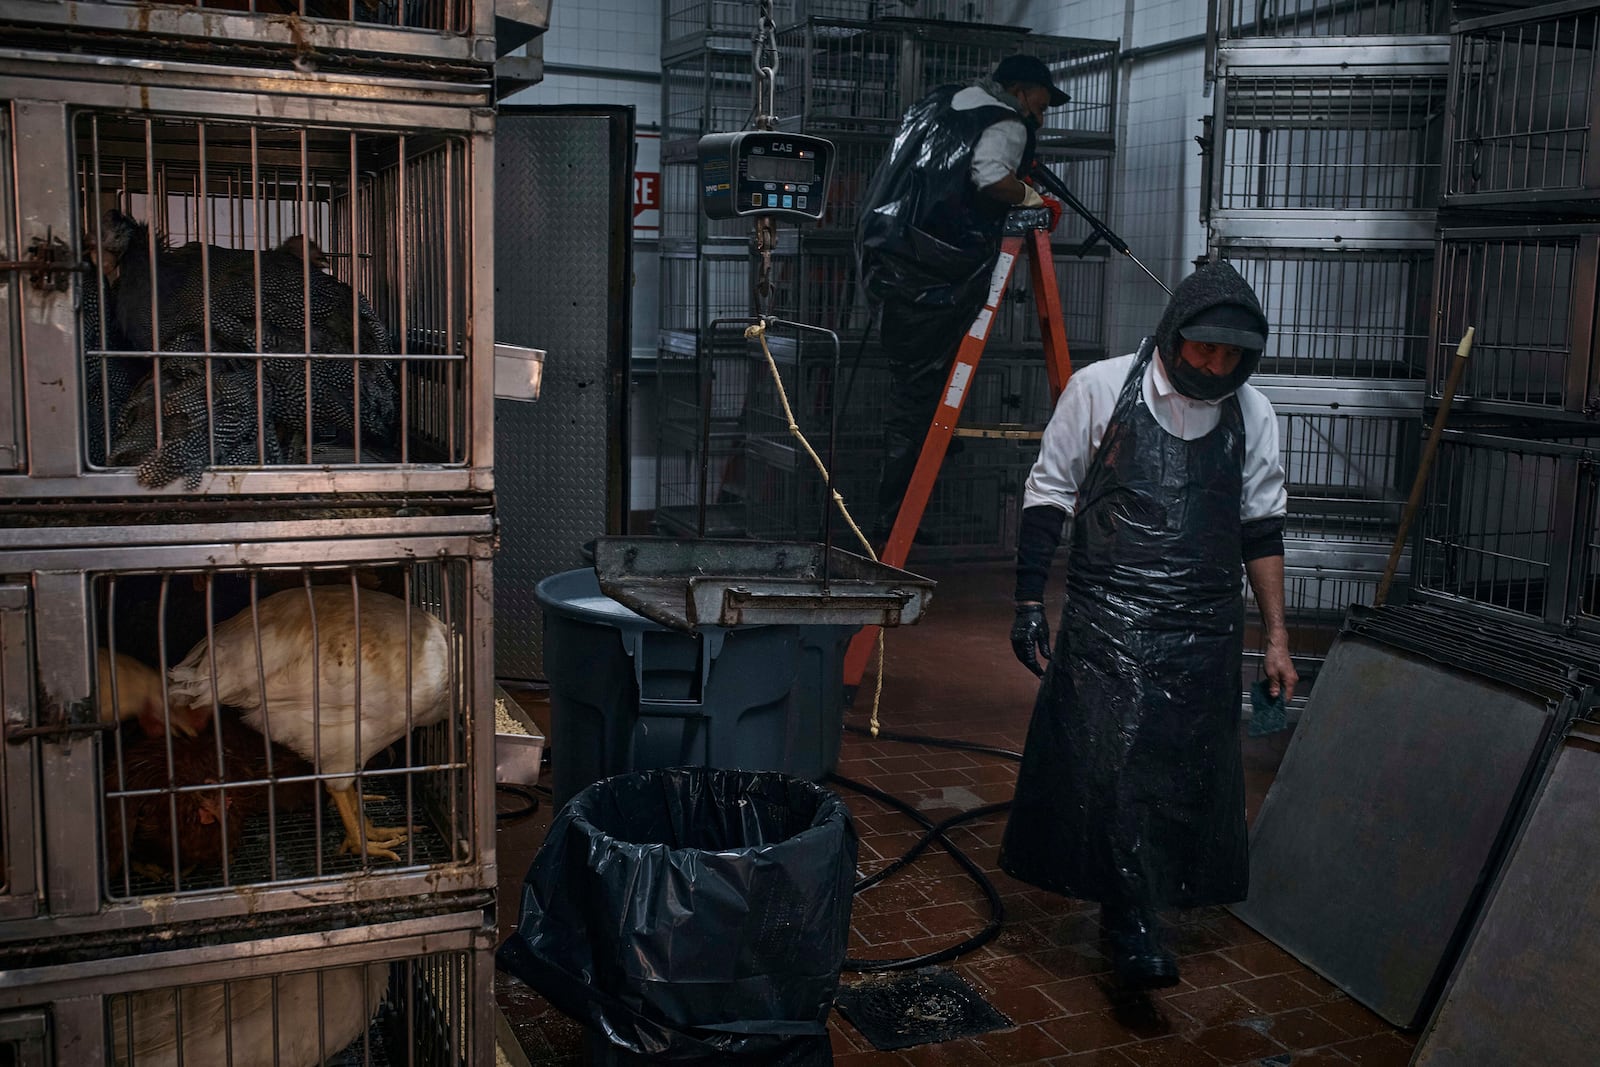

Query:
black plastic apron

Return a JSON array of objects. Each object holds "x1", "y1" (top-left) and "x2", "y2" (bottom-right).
[{"x1": 1000, "y1": 341, "x2": 1248, "y2": 909}]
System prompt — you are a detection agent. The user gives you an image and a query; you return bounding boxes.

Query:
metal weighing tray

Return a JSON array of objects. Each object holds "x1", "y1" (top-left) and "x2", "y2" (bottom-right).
[{"x1": 593, "y1": 536, "x2": 936, "y2": 631}]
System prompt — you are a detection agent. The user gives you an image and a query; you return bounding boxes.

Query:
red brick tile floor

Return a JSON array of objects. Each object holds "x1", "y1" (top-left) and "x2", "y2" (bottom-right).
[{"x1": 494, "y1": 561, "x2": 1417, "y2": 1066}]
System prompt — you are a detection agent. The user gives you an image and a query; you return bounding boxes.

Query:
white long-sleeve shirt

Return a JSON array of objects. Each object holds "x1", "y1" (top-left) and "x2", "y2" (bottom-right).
[
  {"x1": 1022, "y1": 351, "x2": 1288, "y2": 522},
  {"x1": 951, "y1": 84, "x2": 1029, "y2": 189}
]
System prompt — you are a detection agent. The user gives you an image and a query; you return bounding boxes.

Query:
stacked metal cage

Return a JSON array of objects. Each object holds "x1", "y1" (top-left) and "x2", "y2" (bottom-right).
[
  {"x1": 1211, "y1": 0, "x2": 1600, "y2": 701},
  {"x1": 654, "y1": 2, "x2": 1119, "y2": 558},
  {"x1": 1411, "y1": 1, "x2": 1600, "y2": 638},
  {"x1": 0, "y1": 1, "x2": 519, "y2": 1062},
  {"x1": 1209, "y1": 6, "x2": 1450, "y2": 702}
]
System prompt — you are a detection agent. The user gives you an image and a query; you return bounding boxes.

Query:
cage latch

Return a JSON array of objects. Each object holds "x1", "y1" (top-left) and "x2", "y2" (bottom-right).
[
  {"x1": 0, "y1": 231, "x2": 91, "y2": 292},
  {"x1": 5, "y1": 699, "x2": 113, "y2": 743}
]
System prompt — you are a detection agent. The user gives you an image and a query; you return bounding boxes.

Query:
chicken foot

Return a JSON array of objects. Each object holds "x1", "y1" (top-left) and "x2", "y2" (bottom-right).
[{"x1": 328, "y1": 786, "x2": 416, "y2": 863}]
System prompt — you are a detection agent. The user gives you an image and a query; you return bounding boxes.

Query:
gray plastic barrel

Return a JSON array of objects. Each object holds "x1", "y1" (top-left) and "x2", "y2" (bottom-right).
[{"x1": 536, "y1": 568, "x2": 857, "y2": 809}]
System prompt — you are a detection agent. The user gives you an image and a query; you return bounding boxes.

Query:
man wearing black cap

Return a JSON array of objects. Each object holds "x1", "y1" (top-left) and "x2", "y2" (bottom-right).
[
  {"x1": 1000, "y1": 261, "x2": 1298, "y2": 990},
  {"x1": 855, "y1": 54, "x2": 1071, "y2": 541}
]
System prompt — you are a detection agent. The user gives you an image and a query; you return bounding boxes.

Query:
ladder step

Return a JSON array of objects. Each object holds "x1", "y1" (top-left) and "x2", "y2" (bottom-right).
[{"x1": 953, "y1": 426, "x2": 1045, "y2": 440}]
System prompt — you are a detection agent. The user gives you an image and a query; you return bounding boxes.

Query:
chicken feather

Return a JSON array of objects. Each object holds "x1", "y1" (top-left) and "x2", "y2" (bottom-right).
[{"x1": 166, "y1": 586, "x2": 453, "y2": 862}]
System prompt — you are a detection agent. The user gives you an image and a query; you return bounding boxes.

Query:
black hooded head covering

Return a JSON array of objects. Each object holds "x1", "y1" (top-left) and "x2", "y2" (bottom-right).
[{"x1": 1152, "y1": 261, "x2": 1269, "y2": 401}]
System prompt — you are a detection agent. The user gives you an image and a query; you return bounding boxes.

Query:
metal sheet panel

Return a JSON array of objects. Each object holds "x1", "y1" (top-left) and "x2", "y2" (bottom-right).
[
  {"x1": 1413, "y1": 724, "x2": 1600, "y2": 1067},
  {"x1": 1232, "y1": 633, "x2": 1558, "y2": 1027},
  {"x1": 493, "y1": 107, "x2": 632, "y2": 680}
]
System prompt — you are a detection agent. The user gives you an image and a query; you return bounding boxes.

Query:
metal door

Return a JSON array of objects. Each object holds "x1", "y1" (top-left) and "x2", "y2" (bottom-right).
[{"x1": 492, "y1": 106, "x2": 633, "y2": 680}]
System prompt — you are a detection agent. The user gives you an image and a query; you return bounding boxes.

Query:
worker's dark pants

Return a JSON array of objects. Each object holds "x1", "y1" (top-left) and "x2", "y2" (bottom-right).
[{"x1": 875, "y1": 293, "x2": 985, "y2": 531}]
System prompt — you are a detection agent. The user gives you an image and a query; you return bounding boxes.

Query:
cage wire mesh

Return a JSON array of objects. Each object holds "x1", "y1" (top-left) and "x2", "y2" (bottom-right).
[
  {"x1": 102, "y1": 947, "x2": 477, "y2": 1067},
  {"x1": 1224, "y1": 248, "x2": 1434, "y2": 379},
  {"x1": 1447, "y1": 6, "x2": 1599, "y2": 205},
  {"x1": 0, "y1": 598, "x2": 26, "y2": 913},
  {"x1": 1220, "y1": 74, "x2": 1447, "y2": 211},
  {"x1": 1433, "y1": 228, "x2": 1598, "y2": 417},
  {"x1": 1244, "y1": 567, "x2": 1378, "y2": 703},
  {"x1": 1581, "y1": 465, "x2": 1600, "y2": 630},
  {"x1": 76, "y1": 112, "x2": 470, "y2": 485},
  {"x1": 1221, "y1": 0, "x2": 1440, "y2": 38},
  {"x1": 776, "y1": 21, "x2": 1116, "y2": 141},
  {"x1": 659, "y1": 251, "x2": 756, "y2": 334},
  {"x1": 1415, "y1": 435, "x2": 1574, "y2": 623},
  {"x1": 96, "y1": 0, "x2": 469, "y2": 32},
  {"x1": 661, "y1": 160, "x2": 749, "y2": 245},
  {"x1": 663, "y1": 50, "x2": 755, "y2": 148},
  {"x1": 95, "y1": 557, "x2": 472, "y2": 899},
  {"x1": 1278, "y1": 411, "x2": 1417, "y2": 543}
]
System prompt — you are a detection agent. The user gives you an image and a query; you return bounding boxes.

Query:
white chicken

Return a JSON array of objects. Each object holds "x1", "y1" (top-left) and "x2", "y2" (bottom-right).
[
  {"x1": 166, "y1": 586, "x2": 454, "y2": 862},
  {"x1": 109, "y1": 962, "x2": 389, "y2": 1067},
  {"x1": 97, "y1": 647, "x2": 209, "y2": 738}
]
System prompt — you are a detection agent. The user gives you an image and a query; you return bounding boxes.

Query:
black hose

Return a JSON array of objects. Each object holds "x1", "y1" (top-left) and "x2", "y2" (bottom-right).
[
  {"x1": 495, "y1": 783, "x2": 541, "y2": 823},
  {"x1": 831, "y1": 724, "x2": 1026, "y2": 972}
]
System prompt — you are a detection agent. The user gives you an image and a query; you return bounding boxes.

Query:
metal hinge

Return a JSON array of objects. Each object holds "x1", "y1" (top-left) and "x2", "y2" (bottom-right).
[{"x1": 0, "y1": 231, "x2": 91, "y2": 292}]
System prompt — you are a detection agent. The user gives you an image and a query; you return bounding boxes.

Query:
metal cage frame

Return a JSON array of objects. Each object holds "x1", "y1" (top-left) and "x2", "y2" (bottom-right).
[
  {"x1": 0, "y1": 515, "x2": 495, "y2": 943},
  {"x1": 0, "y1": 909, "x2": 495, "y2": 1067},
  {"x1": 0, "y1": 67, "x2": 495, "y2": 500}
]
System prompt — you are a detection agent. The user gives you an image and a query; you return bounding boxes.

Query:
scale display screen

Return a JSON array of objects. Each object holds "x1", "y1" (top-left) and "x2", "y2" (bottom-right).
[{"x1": 698, "y1": 131, "x2": 835, "y2": 222}]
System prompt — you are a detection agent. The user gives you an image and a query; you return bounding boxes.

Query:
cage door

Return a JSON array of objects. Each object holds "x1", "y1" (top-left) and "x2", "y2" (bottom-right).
[
  {"x1": 0, "y1": 105, "x2": 21, "y2": 472},
  {"x1": 0, "y1": 584, "x2": 38, "y2": 922}
]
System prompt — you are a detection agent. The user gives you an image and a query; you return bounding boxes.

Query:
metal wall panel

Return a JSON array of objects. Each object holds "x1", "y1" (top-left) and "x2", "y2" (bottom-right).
[{"x1": 493, "y1": 107, "x2": 632, "y2": 680}]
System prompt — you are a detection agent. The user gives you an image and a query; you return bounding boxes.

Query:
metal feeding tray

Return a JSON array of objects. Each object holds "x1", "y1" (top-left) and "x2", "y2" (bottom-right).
[{"x1": 593, "y1": 536, "x2": 935, "y2": 631}]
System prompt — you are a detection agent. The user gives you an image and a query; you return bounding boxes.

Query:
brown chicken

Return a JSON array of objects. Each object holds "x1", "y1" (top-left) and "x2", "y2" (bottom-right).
[
  {"x1": 103, "y1": 711, "x2": 316, "y2": 883},
  {"x1": 166, "y1": 586, "x2": 455, "y2": 862}
]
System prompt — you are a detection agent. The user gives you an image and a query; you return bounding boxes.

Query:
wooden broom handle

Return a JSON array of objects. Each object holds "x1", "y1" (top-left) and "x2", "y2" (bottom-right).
[{"x1": 1375, "y1": 326, "x2": 1476, "y2": 608}]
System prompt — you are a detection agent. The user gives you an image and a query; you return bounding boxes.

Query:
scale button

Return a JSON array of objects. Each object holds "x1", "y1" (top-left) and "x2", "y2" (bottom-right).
[
  {"x1": 782, "y1": 195, "x2": 793, "y2": 208},
  {"x1": 751, "y1": 193, "x2": 762, "y2": 206},
  {"x1": 767, "y1": 194, "x2": 778, "y2": 207},
  {"x1": 797, "y1": 196, "x2": 808, "y2": 210}
]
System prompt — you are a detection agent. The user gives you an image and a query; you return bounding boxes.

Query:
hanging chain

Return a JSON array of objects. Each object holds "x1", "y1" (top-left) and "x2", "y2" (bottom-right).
[{"x1": 752, "y1": 0, "x2": 780, "y2": 315}]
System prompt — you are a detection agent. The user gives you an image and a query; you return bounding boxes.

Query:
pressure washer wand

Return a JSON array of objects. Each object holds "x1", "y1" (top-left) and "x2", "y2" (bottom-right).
[{"x1": 1029, "y1": 161, "x2": 1173, "y2": 297}]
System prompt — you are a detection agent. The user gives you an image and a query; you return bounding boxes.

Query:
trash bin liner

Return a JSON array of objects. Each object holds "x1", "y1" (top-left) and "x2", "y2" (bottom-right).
[{"x1": 497, "y1": 767, "x2": 858, "y2": 1065}]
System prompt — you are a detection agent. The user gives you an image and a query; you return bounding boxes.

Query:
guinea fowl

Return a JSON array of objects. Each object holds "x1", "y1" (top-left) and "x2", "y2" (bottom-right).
[
  {"x1": 97, "y1": 209, "x2": 399, "y2": 488},
  {"x1": 109, "y1": 962, "x2": 389, "y2": 1067},
  {"x1": 166, "y1": 586, "x2": 454, "y2": 863}
]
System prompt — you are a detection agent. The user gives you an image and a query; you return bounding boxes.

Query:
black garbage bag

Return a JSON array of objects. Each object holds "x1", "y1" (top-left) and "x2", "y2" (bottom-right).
[{"x1": 497, "y1": 767, "x2": 858, "y2": 1065}]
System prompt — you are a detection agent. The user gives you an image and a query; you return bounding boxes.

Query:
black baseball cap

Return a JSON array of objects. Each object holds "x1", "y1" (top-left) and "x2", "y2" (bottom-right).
[
  {"x1": 1179, "y1": 303, "x2": 1268, "y2": 351},
  {"x1": 993, "y1": 55, "x2": 1071, "y2": 106}
]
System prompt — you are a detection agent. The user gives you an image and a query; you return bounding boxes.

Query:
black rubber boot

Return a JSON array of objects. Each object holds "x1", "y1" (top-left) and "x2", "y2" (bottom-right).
[{"x1": 1101, "y1": 904, "x2": 1180, "y2": 991}]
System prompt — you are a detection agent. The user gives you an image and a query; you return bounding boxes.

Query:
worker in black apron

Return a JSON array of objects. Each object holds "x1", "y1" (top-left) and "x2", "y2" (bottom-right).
[{"x1": 1001, "y1": 261, "x2": 1298, "y2": 990}]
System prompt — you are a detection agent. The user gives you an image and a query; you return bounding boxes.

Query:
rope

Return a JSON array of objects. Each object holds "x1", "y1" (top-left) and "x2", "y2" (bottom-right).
[{"x1": 746, "y1": 319, "x2": 888, "y2": 737}]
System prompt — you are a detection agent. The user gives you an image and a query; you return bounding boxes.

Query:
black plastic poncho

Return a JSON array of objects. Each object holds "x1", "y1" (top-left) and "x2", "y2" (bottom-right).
[
  {"x1": 855, "y1": 84, "x2": 1030, "y2": 311},
  {"x1": 1000, "y1": 340, "x2": 1250, "y2": 909}
]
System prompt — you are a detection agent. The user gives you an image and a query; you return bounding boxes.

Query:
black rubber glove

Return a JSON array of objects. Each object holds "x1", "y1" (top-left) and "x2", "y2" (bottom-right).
[{"x1": 1011, "y1": 603, "x2": 1052, "y2": 677}]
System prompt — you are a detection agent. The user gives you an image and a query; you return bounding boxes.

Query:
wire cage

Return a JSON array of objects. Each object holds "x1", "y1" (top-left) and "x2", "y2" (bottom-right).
[
  {"x1": 0, "y1": 0, "x2": 509, "y2": 74},
  {"x1": 791, "y1": 0, "x2": 1000, "y2": 20},
  {"x1": 661, "y1": 159, "x2": 751, "y2": 246},
  {"x1": 664, "y1": 0, "x2": 797, "y2": 55},
  {"x1": 1216, "y1": 72, "x2": 1448, "y2": 213},
  {"x1": 987, "y1": 248, "x2": 1109, "y2": 353},
  {"x1": 653, "y1": 419, "x2": 749, "y2": 538},
  {"x1": 1219, "y1": 0, "x2": 1444, "y2": 38},
  {"x1": 1431, "y1": 225, "x2": 1600, "y2": 420},
  {"x1": 776, "y1": 20, "x2": 1117, "y2": 144},
  {"x1": 0, "y1": 520, "x2": 493, "y2": 940},
  {"x1": 1413, "y1": 431, "x2": 1594, "y2": 629},
  {"x1": 1221, "y1": 247, "x2": 1435, "y2": 379},
  {"x1": 0, "y1": 911, "x2": 492, "y2": 1066},
  {"x1": 1277, "y1": 410, "x2": 1420, "y2": 543},
  {"x1": 765, "y1": 240, "x2": 874, "y2": 338},
  {"x1": 659, "y1": 249, "x2": 757, "y2": 335},
  {"x1": 0, "y1": 94, "x2": 489, "y2": 499},
  {"x1": 662, "y1": 48, "x2": 755, "y2": 151},
  {"x1": 1445, "y1": 3, "x2": 1600, "y2": 209}
]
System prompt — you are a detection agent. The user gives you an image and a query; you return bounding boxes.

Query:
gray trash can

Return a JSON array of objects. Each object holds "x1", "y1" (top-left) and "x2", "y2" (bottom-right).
[{"x1": 535, "y1": 568, "x2": 856, "y2": 808}]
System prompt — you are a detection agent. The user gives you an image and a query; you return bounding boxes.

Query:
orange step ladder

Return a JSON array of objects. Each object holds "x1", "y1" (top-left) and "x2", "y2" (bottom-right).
[{"x1": 844, "y1": 218, "x2": 1076, "y2": 688}]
